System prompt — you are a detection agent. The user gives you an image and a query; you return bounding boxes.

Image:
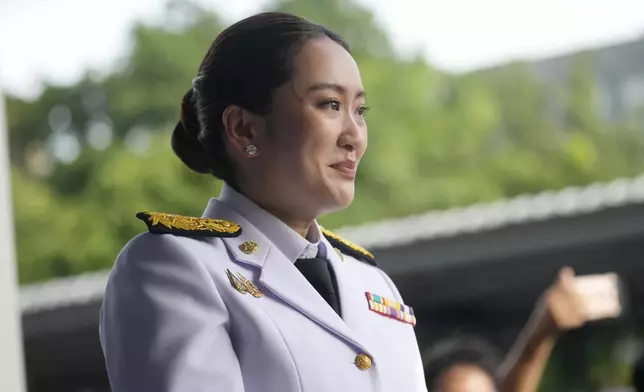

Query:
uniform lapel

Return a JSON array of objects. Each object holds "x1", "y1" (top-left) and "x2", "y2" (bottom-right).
[
  {"x1": 202, "y1": 198, "x2": 372, "y2": 356},
  {"x1": 258, "y1": 246, "x2": 370, "y2": 354},
  {"x1": 323, "y1": 238, "x2": 373, "y2": 341}
]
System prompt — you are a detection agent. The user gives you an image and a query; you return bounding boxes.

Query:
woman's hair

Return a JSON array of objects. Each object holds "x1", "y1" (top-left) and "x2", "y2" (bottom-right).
[
  {"x1": 422, "y1": 337, "x2": 502, "y2": 391},
  {"x1": 171, "y1": 12, "x2": 350, "y2": 183}
]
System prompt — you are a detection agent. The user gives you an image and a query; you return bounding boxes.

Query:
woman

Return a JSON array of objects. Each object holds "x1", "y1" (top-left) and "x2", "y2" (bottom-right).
[{"x1": 99, "y1": 12, "x2": 427, "y2": 392}]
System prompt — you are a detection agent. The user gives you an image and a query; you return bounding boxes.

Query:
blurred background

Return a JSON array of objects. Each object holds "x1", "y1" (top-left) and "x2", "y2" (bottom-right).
[{"x1": 2, "y1": 0, "x2": 644, "y2": 390}]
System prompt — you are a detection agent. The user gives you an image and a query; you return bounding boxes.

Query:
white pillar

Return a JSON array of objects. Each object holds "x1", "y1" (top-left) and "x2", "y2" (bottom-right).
[{"x1": 0, "y1": 89, "x2": 26, "y2": 391}]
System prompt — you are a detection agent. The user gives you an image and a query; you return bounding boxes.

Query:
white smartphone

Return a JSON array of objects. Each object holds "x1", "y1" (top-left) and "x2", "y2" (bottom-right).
[{"x1": 574, "y1": 273, "x2": 624, "y2": 321}]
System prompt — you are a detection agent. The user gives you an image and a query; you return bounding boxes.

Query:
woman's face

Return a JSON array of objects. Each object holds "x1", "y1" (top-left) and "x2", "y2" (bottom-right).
[{"x1": 250, "y1": 36, "x2": 368, "y2": 220}]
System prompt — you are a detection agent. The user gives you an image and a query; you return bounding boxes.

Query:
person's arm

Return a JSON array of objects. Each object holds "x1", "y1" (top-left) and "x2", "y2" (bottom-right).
[
  {"x1": 497, "y1": 299, "x2": 558, "y2": 392},
  {"x1": 99, "y1": 233, "x2": 245, "y2": 392},
  {"x1": 497, "y1": 267, "x2": 585, "y2": 392}
]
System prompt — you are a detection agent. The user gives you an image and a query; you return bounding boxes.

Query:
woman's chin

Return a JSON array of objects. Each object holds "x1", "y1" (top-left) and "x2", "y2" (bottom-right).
[{"x1": 328, "y1": 183, "x2": 355, "y2": 211}]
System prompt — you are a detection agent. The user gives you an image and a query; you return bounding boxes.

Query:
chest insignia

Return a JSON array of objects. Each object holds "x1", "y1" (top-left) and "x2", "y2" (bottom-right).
[
  {"x1": 226, "y1": 269, "x2": 263, "y2": 298},
  {"x1": 365, "y1": 292, "x2": 416, "y2": 327}
]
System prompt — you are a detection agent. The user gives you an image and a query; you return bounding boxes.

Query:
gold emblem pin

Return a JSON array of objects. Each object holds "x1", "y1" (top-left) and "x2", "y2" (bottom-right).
[
  {"x1": 226, "y1": 269, "x2": 263, "y2": 298},
  {"x1": 226, "y1": 269, "x2": 248, "y2": 294},
  {"x1": 239, "y1": 241, "x2": 259, "y2": 254},
  {"x1": 236, "y1": 272, "x2": 263, "y2": 298}
]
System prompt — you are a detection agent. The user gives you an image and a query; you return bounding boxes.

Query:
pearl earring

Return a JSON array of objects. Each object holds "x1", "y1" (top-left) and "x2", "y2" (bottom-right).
[{"x1": 245, "y1": 144, "x2": 258, "y2": 157}]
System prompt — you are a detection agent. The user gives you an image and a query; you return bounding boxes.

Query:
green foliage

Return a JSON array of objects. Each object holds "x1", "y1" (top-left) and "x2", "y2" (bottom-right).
[
  {"x1": 535, "y1": 326, "x2": 637, "y2": 392},
  {"x1": 272, "y1": 0, "x2": 393, "y2": 58},
  {"x1": 106, "y1": 2, "x2": 224, "y2": 135}
]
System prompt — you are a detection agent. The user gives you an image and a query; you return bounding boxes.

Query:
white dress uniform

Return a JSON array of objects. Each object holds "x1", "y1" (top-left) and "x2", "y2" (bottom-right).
[{"x1": 100, "y1": 184, "x2": 427, "y2": 392}]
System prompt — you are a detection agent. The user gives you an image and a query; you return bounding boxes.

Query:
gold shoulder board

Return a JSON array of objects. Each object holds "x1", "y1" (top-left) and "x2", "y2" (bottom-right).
[
  {"x1": 136, "y1": 211, "x2": 242, "y2": 238},
  {"x1": 321, "y1": 227, "x2": 377, "y2": 266}
]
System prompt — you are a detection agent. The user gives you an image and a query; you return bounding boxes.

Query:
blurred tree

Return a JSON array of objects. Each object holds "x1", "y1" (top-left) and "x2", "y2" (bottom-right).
[
  {"x1": 6, "y1": 0, "x2": 221, "y2": 170},
  {"x1": 272, "y1": 0, "x2": 393, "y2": 58},
  {"x1": 106, "y1": 0, "x2": 225, "y2": 137}
]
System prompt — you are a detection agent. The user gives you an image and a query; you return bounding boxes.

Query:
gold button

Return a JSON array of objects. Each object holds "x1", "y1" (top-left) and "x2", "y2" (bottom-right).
[{"x1": 354, "y1": 353, "x2": 372, "y2": 370}]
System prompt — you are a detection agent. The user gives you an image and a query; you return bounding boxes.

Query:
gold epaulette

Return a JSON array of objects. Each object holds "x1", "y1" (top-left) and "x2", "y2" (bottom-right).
[
  {"x1": 136, "y1": 211, "x2": 242, "y2": 238},
  {"x1": 321, "y1": 227, "x2": 377, "y2": 266}
]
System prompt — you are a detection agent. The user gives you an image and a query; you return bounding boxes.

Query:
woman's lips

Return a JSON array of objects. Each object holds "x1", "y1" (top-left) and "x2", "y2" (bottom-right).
[{"x1": 329, "y1": 160, "x2": 357, "y2": 179}]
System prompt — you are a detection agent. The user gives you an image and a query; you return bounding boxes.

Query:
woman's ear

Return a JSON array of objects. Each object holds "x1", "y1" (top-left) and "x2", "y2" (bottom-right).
[{"x1": 222, "y1": 105, "x2": 264, "y2": 157}]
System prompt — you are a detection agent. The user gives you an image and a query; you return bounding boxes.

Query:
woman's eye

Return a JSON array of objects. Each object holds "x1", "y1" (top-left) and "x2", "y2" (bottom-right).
[
  {"x1": 357, "y1": 106, "x2": 370, "y2": 116},
  {"x1": 323, "y1": 100, "x2": 341, "y2": 111}
]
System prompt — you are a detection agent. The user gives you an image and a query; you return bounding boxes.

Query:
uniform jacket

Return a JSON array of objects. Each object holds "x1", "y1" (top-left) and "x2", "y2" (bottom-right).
[{"x1": 100, "y1": 185, "x2": 427, "y2": 392}]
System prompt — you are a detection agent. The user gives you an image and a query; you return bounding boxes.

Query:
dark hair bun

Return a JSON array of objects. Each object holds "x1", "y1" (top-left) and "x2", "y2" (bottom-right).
[{"x1": 171, "y1": 89, "x2": 212, "y2": 174}]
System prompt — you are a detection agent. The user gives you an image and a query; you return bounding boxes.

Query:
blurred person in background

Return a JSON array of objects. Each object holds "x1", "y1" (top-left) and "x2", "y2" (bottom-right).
[
  {"x1": 99, "y1": 12, "x2": 428, "y2": 392},
  {"x1": 424, "y1": 267, "x2": 622, "y2": 392},
  {"x1": 423, "y1": 337, "x2": 502, "y2": 392}
]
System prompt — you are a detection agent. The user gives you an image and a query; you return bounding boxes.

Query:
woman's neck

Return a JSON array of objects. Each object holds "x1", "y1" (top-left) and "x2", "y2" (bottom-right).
[
  {"x1": 235, "y1": 183, "x2": 316, "y2": 240},
  {"x1": 264, "y1": 204, "x2": 315, "y2": 239}
]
